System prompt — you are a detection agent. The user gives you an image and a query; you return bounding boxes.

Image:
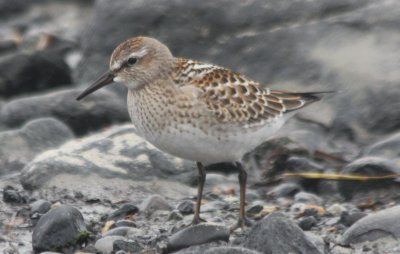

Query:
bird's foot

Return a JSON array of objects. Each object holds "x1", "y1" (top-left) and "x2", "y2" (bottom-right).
[
  {"x1": 191, "y1": 215, "x2": 207, "y2": 226},
  {"x1": 230, "y1": 217, "x2": 254, "y2": 232}
]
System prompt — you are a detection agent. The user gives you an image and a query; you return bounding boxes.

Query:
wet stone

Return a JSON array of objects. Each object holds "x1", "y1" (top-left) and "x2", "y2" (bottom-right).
[
  {"x1": 108, "y1": 204, "x2": 139, "y2": 221},
  {"x1": 298, "y1": 216, "x2": 317, "y2": 231},
  {"x1": 30, "y1": 199, "x2": 51, "y2": 215},
  {"x1": 32, "y1": 205, "x2": 87, "y2": 252},
  {"x1": 166, "y1": 224, "x2": 230, "y2": 253},
  {"x1": 177, "y1": 200, "x2": 194, "y2": 215},
  {"x1": 3, "y1": 185, "x2": 24, "y2": 203}
]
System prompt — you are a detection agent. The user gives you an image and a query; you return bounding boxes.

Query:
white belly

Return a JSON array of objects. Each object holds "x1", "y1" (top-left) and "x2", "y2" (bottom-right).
[{"x1": 135, "y1": 119, "x2": 286, "y2": 164}]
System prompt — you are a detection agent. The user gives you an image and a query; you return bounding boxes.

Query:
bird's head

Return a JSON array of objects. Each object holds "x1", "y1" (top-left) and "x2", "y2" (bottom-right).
[{"x1": 76, "y1": 36, "x2": 173, "y2": 100}]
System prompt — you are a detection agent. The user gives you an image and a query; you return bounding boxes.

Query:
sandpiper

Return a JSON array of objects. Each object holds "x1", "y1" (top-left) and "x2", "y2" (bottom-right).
[{"x1": 77, "y1": 36, "x2": 330, "y2": 229}]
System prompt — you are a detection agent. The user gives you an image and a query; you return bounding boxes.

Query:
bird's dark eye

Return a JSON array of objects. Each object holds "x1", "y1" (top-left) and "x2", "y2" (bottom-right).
[{"x1": 127, "y1": 57, "x2": 138, "y2": 66}]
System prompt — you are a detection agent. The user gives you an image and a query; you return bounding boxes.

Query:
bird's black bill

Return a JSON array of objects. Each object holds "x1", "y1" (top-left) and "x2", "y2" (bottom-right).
[{"x1": 76, "y1": 71, "x2": 115, "y2": 101}]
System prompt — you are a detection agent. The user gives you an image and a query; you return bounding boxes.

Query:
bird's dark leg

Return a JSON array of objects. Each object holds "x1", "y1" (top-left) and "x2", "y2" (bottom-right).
[
  {"x1": 230, "y1": 161, "x2": 252, "y2": 231},
  {"x1": 192, "y1": 161, "x2": 206, "y2": 225}
]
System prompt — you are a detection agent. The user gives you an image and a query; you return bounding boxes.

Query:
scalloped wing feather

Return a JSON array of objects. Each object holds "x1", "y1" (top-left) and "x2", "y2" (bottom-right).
[{"x1": 172, "y1": 58, "x2": 322, "y2": 128}]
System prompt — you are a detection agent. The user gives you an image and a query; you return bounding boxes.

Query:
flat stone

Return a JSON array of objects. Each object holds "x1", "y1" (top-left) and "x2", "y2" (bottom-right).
[
  {"x1": 166, "y1": 224, "x2": 229, "y2": 253},
  {"x1": 243, "y1": 212, "x2": 321, "y2": 254},
  {"x1": 341, "y1": 206, "x2": 400, "y2": 244}
]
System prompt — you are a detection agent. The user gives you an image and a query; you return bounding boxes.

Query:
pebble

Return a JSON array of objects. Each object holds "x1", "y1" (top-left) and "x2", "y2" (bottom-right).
[
  {"x1": 298, "y1": 216, "x2": 317, "y2": 231},
  {"x1": 166, "y1": 223, "x2": 230, "y2": 253},
  {"x1": 108, "y1": 204, "x2": 139, "y2": 221},
  {"x1": 140, "y1": 194, "x2": 172, "y2": 213},
  {"x1": 95, "y1": 236, "x2": 126, "y2": 253},
  {"x1": 30, "y1": 199, "x2": 51, "y2": 215},
  {"x1": 340, "y1": 211, "x2": 367, "y2": 227},
  {"x1": 268, "y1": 182, "x2": 302, "y2": 198},
  {"x1": 294, "y1": 192, "x2": 323, "y2": 205},
  {"x1": 3, "y1": 185, "x2": 23, "y2": 203},
  {"x1": 327, "y1": 203, "x2": 348, "y2": 217},
  {"x1": 177, "y1": 200, "x2": 195, "y2": 215},
  {"x1": 114, "y1": 220, "x2": 137, "y2": 228},
  {"x1": 168, "y1": 210, "x2": 184, "y2": 221},
  {"x1": 113, "y1": 239, "x2": 143, "y2": 252}
]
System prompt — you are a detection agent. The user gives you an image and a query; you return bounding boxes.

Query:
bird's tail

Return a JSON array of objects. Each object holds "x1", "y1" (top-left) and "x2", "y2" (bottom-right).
[{"x1": 270, "y1": 90, "x2": 336, "y2": 112}]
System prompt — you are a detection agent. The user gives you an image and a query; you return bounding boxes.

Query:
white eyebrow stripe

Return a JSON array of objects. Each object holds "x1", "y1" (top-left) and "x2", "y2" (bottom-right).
[{"x1": 129, "y1": 48, "x2": 148, "y2": 59}]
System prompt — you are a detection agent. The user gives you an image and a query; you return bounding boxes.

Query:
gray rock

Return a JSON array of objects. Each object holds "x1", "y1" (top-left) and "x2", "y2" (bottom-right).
[
  {"x1": 268, "y1": 182, "x2": 302, "y2": 198},
  {"x1": 340, "y1": 211, "x2": 367, "y2": 227},
  {"x1": 3, "y1": 185, "x2": 23, "y2": 203},
  {"x1": 298, "y1": 216, "x2": 317, "y2": 231},
  {"x1": 0, "y1": 118, "x2": 73, "y2": 174},
  {"x1": 0, "y1": 88, "x2": 129, "y2": 136},
  {"x1": 113, "y1": 239, "x2": 143, "y2": 252},
  {"x1": 107, "y1": 204, "x2": 139, "y2": 221},
  {"x1": 0, "y1": 51, "x2": 71, "y2": 98},
  {"x1": 305, "y1": 232, "x2": 326, "y2": 254},
  {"x1": 204, "y1": 247, "x2": 262, "y2": 254},
  {"x1": 364, "y1": 132, "x2": 400, "y2": 159},
  {"x1": 95, "y1": 236, "x2": 126, "y2": 254},
  {"x1": 338, "y1": 157, "x2": 400, "y2": 199},
  {"x1": 243, "y1": 212, "x2": 322, "y2": 254},
  {"x1": 177, "y1": 200, "x2": 195, "y2": 215},
  {"x1": 327, "y1": 203, "x2": 348, "y2": 217},
  {"x1": 166, "y1": 224, "x2": 229, "y2": 253},
  {"x1": 104, "y1": 226, "x2": 135, "y2": 237},
  {"x1": 294, "y1": 192, "x2": 323, "y2": 205},
  {"x1": 32, "y1": 205, "x2": 87, "y2": 252},
  {"x1": 30, "y1": 199, "x2": 51, "y2": 215},
  {"x1": 20, "y1": 125, "x2": 195, "y2": 194},
  {"x1": 140, "y1": 194, "x2": 172, "y2": 213},
  {"x1": 114, "y1": 220, "x2": 137, "y2": 228},
  {"x1": 341, "y1": 206, "x2": 400, "y2": 244}
]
